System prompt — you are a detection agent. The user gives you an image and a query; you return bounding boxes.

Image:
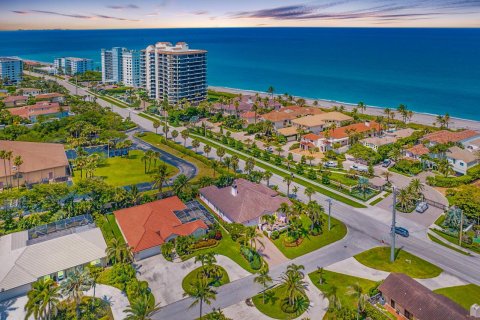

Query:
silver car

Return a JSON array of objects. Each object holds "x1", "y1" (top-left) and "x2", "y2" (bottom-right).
[{"x1": 415, "y1": 202, "x2": 429, "y2": 213}]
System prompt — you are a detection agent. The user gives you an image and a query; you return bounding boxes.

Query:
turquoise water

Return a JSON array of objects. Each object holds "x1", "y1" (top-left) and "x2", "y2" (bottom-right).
[{"x1": 0, "y1": 28, "x2": 479, "y2": 119}]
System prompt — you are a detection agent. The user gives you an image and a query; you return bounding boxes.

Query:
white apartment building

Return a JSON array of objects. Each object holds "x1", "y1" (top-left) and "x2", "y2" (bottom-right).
[
  {"x1": 0, "y1": 57, "x2": 23, "y2": 84},
  {"x1": 143, "y1": 42, "x2": 207, "y2": 104},
  {"x1": 101, "y1": 47, "x2": 141, "y2": 87},
  {"x1": 54, "y1": 57, "x2": 93, "y2": 75},
  {"x1": 122, "y1": 50, "x2": 141, "y2": 87}
]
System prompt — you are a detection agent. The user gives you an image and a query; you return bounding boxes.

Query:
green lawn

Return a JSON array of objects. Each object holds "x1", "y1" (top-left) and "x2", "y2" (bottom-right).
[
  {"x1": 434, "y1": 284, "x2": 480, "y2": 311},
  {"x1": 427, "y1": 233, "x2": 470, "y2": 256},
  {"x1": 354, "y1": 247, "x2": 443, "y2": 279},
  {"x1": 182, "y1": 265, "x2": 230, "y2": 294},
  {"x1": 271, "y1": 214, "x2": 347, "y2": 259},
  {"x1": 96, "y1": 214, "x2": 125, "y2": 244},
  {"x1": 138, "y1": 133, "x2": 216, "y2": 183},
  {"x1": 252, "y1": 285, "x2": 309, "y2": 320},
  {"x1": 431, "y1": 229, "x2": 480, "y2": 254},
  {"x1": 309, "y1": 270, "x2": 378, "y2": 310},
  {"x1": 73, "y1": 150, "x2": 178, "y2": 187},
  {"x1": 329, "y1": 172, "x2": 358, "y2": 186}
]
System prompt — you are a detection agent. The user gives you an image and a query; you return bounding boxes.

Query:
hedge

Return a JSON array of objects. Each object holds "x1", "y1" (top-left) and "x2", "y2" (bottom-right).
[{"x1": 427, "y1": 164, "x2": 480, "y2": 187}]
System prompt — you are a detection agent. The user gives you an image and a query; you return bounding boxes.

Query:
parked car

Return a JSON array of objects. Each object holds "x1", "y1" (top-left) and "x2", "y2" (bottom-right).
[
  {"x1": 325, "y1": 160, "x2": 338, "y2": 168},
  {"x1": 415, "y1": 202, "x2": 429, "y2": 213},
  {"x1": 350, "y1": 164, "x2": 369, "y2": 172},
  {"x1": 394, "y1": 227, "x2": 410, "y2": 237},
  {"x1": 266, "y1": 147, "x2": 273, "y2": 153},
  {"x1": 382, "y1": 159, "x2": 392, "y2": 167}
]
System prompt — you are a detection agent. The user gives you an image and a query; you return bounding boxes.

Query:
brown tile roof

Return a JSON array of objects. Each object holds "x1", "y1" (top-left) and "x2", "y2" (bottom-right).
[
  {"x1": 114, "y1": 197, "x2": 208, "y2": 253},
  {"x1": 319, "y1": 121, "x2": 382, "y2": 140},
  {"x1": 36, "y1": 93, "x2": 64, "y2": 100},
  {"x1": 406, "y1": 144, "x2": 429, "y2": 156},
  {"x1": 291, "y1": 111, "x2": 353, "y2": 127},
  {"x1": 7, "y1": 102, "x2": 68, "y2": 119},
  {"x1": 0, "y1": 140, "x2": 68, "y2": 178},
  {"x1": 423, "y1": 130, "x2": 480, "y2": 144},
  {"x1": 379, "y1": 273, "x2": 469, "y2": 320},
  {"x1": 447, "y1": 146, "x2": 477, "y2": 163},
  {"x1": 262, "y1": 106, "x2": 322, "y2": 122},
  {"x1": 240, "y1": 111, "x2": 258, "y2": 119},
  {"x1": 3, "y1": 95, "x2": 27, "y2": 103},
  {"x1": 277, "y1": 126, "x2": 299, "y2": 136},
  {"x1": 199, "y1": 179, "x2": 291, "y2": 224}
]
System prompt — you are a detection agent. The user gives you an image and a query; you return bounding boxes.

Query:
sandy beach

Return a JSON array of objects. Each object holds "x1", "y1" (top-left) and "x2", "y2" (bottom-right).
[{"x1": 210, "y1": 86, "x2": 480, "y2": 131}]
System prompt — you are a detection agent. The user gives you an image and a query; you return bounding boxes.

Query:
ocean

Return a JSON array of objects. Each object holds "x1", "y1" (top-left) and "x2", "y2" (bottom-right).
[{"x1": 0, "y1": 28, "x2": 479, "y2": 120}]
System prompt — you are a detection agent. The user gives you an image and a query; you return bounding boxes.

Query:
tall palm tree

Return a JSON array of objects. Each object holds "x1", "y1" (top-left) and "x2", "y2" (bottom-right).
[
  {"x1": 184, "y1": 278, "x2": 217, "y2": 319},
  {"x1": 304, "y1": 186, "x2": 316, "y2": 202},
  {"x1": 13, "y1": 155, "x2": 23, "y2": 189},
  {"x1": 181, "y1": 130, "x2": 189, "y2": 147},
  {"x1": 358, "y1": 101, "x2": 366, "y2": 114},
  {"x1": 254, "y1": 269, "x2": 272, "y2": 304},
  {"x1": 5, "y1": 150, "x2": 13, "y2": 187},
  {"x1": 409, "y1": 178, "x2": 424, "y2": 199},
  {"x1": 381, "y1": 170, "x2": 392, "y2": 182},
  {"x1": 211, "y1": 160, "x2": 219, "y2": 178},
  {"x1": 61, "y1": 269, "x2": 93, "y2": 319},
  {"x1": 192, "y1": 139, "x2": 200, "y2": 153},
  {"x1": 267, "y1": 86, "x2": 275, "y2": 98},
  {"x1": 245, "y1": 157, "x2": 256, "y2": 175},
  {"x1": 231, "y1": 156, "x2": 239, "y2": 173},
  {"x1": 124, "y1": 294, "x2": 160, "y2": 320},
  {"x1": 280, "y1": 263, "x2": 308, "y2": 307},
  {"x1": 171, "y1": 130, "x2": 179, "y2": 142},
  {"x1": 106, "y1": 238, "x2": 133, "y2": 264},
  {"x1": 204, "y1": 145, "x2": 211, "y2": 158},
  {"x1": 151, "y1": 163, "x2": 169, "y2": 197},
  {"x1": 172, "y1": 174, "x2": 189, "y2": 196},
  {"x1": 283, "y1": 175, "x2": 293, "y2": 197},
  {"x1": 262, "y1": 171, "x2": 273, "y2": 186},
  {"x1": 153, "y1": 120, "x2": 161, "y2": 134},
  {"x1": 216, "y1": 147, "x2": 225, "y2": 162},
  {"x1": 0, "y1": 150, "x2": 8, "y2": 188},
  {"x1": 25, "y1": 278, "x2": 61, "y2": 320},
  {"x1": 223, "y1": 156, "x2": 232, "y2": 172}
]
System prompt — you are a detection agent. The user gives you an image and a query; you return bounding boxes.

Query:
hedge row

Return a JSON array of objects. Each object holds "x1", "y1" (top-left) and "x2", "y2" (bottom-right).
[{"x1": 427, "y1": 165, "x2": 480, "y2": 187}]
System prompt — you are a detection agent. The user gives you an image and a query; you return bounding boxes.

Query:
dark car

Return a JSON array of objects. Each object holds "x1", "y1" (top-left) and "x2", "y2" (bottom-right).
[
  {"x1": 382, "y1": 159, "x2": 392, "y2": 167},
  {"x1": 394, "y1": 227, "x2": 409, "y2": 237}
]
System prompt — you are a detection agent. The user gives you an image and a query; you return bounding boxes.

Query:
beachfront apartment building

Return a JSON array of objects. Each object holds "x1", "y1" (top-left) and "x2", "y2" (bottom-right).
[
  {"x1": 101, "y1": 47, "x2": 141, "y2": 87},
  {"x1": 54, "y1": 57, "x2": 94, "y2": 76},
  {"x1": 143, "y1": 42, "x2": 207, "y2": 104},
  {"x1": 0, "y1": 57, "x2": 23, "y2": 84}
]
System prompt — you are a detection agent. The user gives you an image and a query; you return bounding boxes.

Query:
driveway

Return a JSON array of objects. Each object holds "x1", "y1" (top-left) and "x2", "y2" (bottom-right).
[
  {"x1": 136, "y1": 254, "x2": 251, "y2": 307},
  {"x1": 256, "y1": 233, "x2": 289, "y2": 267}
]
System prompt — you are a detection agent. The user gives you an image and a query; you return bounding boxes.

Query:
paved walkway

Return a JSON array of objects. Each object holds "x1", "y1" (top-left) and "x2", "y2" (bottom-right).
[
  {"x1": 325, "y1": 257, "x2": 468, "y2": 291},
  {"x1": 256, "y1": 233, "x2": 289, "y2": 267},
  {"x1": 137, "y1": 254, "x2": 251, "y2": 307},
  {"x1": 84, "y1": 284, "x2": 130, "y2": 320}
]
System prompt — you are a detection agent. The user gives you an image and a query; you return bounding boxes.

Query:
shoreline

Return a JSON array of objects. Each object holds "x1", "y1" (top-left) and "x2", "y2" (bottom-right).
[{"x1": 209, "y1": 85, "x2": 480, "y2": 131}]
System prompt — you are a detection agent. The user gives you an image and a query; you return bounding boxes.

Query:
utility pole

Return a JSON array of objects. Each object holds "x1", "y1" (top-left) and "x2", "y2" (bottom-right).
[
  {"x1": 458, "y1": 207, "x2": 464, "y2": 247},
  {"x1": 390, "y1": 186, "x2": 397, "y2": 262},
  {"x1": 326, "y1": 198, "x2": 332, "y2": 231},
  {"x1": 75, "y1": 75, "x2": 78, "y2": 96}
]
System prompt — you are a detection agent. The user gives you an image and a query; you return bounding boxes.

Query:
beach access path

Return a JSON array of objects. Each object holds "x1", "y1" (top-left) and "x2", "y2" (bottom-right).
[{"x1": 209, "y1": 86, "x2": 480, "y2": 131}]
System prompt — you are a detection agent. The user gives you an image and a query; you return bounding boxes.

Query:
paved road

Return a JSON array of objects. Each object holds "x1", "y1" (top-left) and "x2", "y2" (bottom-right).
[{"x1": 31, "y1": 72, "x2": 480, "y2": 319}]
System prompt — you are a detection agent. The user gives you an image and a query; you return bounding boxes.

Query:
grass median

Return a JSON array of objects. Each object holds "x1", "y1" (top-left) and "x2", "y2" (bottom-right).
[{"x1": 191, "y1": 133, "x2": 366, "y2": 208}]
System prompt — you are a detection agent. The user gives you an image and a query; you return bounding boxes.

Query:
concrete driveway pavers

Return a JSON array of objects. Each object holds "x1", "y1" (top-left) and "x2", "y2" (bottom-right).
[{"x1": 136, "y1": 254, "x2": 251, "y2": 307}]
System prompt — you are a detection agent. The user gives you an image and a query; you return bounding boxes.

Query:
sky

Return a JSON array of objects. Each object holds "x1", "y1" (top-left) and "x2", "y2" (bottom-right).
[{"x1": 1, "y1": 0, "x2": 480, "y2": 30}]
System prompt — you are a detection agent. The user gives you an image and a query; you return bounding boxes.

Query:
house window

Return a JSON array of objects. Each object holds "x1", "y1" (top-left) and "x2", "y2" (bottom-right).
[
  {"x1": 391, "y1": 299, "x2": 395, "y2": 308},
  {"x1": 460, "y1": 162, "x2": 464, "y2": 166},
  {"x1": 405, "y1": 309, "x2": 413, "y2": 320}
]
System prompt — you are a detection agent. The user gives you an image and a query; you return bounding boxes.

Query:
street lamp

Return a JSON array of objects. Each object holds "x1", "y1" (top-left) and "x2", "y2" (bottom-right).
[
  {"x1": 390, "y1": 186, "x2": 397, "y2": 262},
  {"x1": 325, "y1": 198, "x2": 332, "y2": 231}
]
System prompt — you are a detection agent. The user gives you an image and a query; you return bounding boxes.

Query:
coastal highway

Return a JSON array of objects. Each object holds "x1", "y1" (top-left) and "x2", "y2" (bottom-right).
[{"x1": 29, "y1": 72, "x2": 480, "y2": 319}]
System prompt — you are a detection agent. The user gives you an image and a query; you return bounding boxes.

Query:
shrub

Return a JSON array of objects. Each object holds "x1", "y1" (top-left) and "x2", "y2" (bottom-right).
[
  {"x1": 270, "y1": 230, "x2": 280, "y2": 240},
  {"x1": 289, "y1": 143, "x2": 300, "y2": 150},
  {"x1": 426, "y1": 174, "x2": 474, "y2": 187},
  {"x1": 225, "y1": 223, "x2": 246, "y2": 241},
  {"x1": 392, "y1": 159, "x2": 423, "y2": 176},
  {"x1": 250, "y1": 254, "x2": 262, "y2": 270},
  {"x1": 192, "y1": 238, "x2": 218, "y2": 250},
  {"x1": 364, "y1": 303, "x2": 391, "y2": 320}
]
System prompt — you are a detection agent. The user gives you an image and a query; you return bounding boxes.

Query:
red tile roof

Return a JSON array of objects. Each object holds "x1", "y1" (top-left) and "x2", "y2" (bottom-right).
[
  {"x1": 7, "y1": 102, "x2": 67, "y2": 119},
  {"x1": 262, "y1": 106, "x2": 323, "y2": 122},
  {"x1": 114, "y1": 197, "x2": 208, "y2": 253},
  {"x1": 240, "y1": 111, "x2": 258, "y2": 119},
  {"x1": 36, "y1": 93, "x2": 64, "y2": 100},
  {"x1": 303, "y1": 133, "x2": 321, "y2": 141},
  {"x1": 3, "y1": 95, "x2": 27, "y2": 103},
  {"x1": 406, "y1": 144, "x2": 429, "y2": 156},
  {"x1": 422, "y1": 130, "x2": 479, "y2": 144},
  {"x1": 320, "y1": 121, "x2": 382, "y2": 140}
]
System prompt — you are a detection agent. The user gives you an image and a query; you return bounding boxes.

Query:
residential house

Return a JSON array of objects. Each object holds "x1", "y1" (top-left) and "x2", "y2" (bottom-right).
[
  {"x1": 404, "y1": 144, "x2": 430, "y2": 161},
  {"x1": 465, "y1": 138, "x2": 480, "y2": 152},
  {"x1": 36, "y1": 93, "x2": 66, "y2": 104},
  {"x1": 18, "y1": 88, "x2": 42, "y2": 97},
  {"x1": 114, "y1": 197, "x2": 209, "y2": 260},
  {"x1": 240, "y1": 111, "x2": 260, "y2": 126},
  {"x1": 291, "y1": 112, "x2": 353, "y2": 134},
  {"x1": 199, "y1": 178, "x2": 291, "y2": 226},
  {"x1": 3, "y1": 95, "x2": 27, "y2": 108},
  {"x1": 362, "y1": 128, "x2": 416, "y2": 151},
  {"x1": 0, "y1": 140, "x2": 70, "y2": 188},
  {"x1": 213, "y1": 95, "x2": 281, "y2": 116},
  {"x1": 446, "y1": 146, "x2": 479, "y2": 175},
  {"x1": 0, "y1": 214, "x2": 107, "y2": 301},
  {"x1": 379, "y1": 273, "x2": 473, "y2": 320},
  {"x1": 422, "y1": 130, "x2": 480, "y2": 147},
  {"x1": 277, "y1": 126, "x2": 300, "y2": 142},
  {"x1": 261, "y1": 106, "x2": 323, "y2": 130},
  {"x1": 8, "y1": 101, "x2": 70, "y2": 122},
  {"x1": 300, "y1": 121, "x2": 382, "y2": 153}
]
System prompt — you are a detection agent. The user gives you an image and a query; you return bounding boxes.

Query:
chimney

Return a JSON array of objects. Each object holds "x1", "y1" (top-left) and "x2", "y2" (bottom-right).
[
  {"x1": 365, "y1": 120, "x2": 370, "y2": 127},
  {"x1": 471, "y1": 304, "x2": 480, "y2": 318},
  {"x1": 231, "y1": 182, "x2": 238, "y2": 197}
]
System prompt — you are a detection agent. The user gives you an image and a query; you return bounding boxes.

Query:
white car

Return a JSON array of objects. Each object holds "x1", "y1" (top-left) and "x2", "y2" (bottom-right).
[
  {"x1": 350, "y1": 164, "x2": 369, "y2": 172},
  {"x1": 325, "y1": 161, "x2": 338, "y2": 168}
]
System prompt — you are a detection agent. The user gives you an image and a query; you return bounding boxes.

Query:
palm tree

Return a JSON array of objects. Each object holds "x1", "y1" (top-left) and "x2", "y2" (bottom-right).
[
  {"x1": 204, "y1": 145, "x2": 211, "y2": 158},
  {"x1": 172, "y1": 174, "x2": 189, "y2": 196},
  {"x1": 192, "y1": 139, "x2": 200, "y2": 153},
  {"x1": 444, "y1": 113, "x2": 451, "y2": 129},
  {"x1": 280, "y1": 263, "x2": 308, "y2": 307},
  {"x1": 231, "y1": 156, "x2": 239, "y2": 173},
  {"x1": 438, "y1": 159, "x2": 453, "y2": 177},
  {"x1": 153, "y1": 120, "x2": 161, "y2": 134},
  {"x1": 223, "y1": 156, "x2": 232, "y2": 172},
  {"x1": 245, "y1": 157, "x2": 256, "y2": 175},
  {"x1": 13, "y1": 155, "x2": 23, "y2": 189},
  {"x1": 283, "y1": 175, "x2": 293, "y2": 197},
  {"x1": 381, "y1": 170, "x2": 392, "y2": 182},
  {"x1": 216, "y1": 147, "x2": 225, "y2": 162},
  {"x1": 184, "y1": 278, "x2": 217, "y2": 319},
  {"x1": 171, "y1": 130, "x2": 179, "y2": 142},
  {"x1": 409, "y1": 178, "x2": 424, "y2": 199},
  {"x1": 267, "y1": 86, "x2": 275, "y2": 98},
  {"x1": 61, "y1": 269, "x2": 93, "y2": 319},
  {"x1": 195, "y1": 252, "x2": 217, "y2": 269},
  {"x1": 106, "y1": 238, "x2": 133, "y2": 264},
  {"x1": 87, "y1": 265, "x2": 102, "y2": 308},
  {"x1": 151, "y1": 163, "x2": 169, "y2": 197},
  {"x1": 124, "y1": 294, "x2": 160, "y2": 320},
  {"x1": 397, "y1": 104, "x2": 407, "y2": 123},
  {"x1": 205, "y1": 308, "x2": 232, "y2": 320},
  {"x1": 262, "y1": 171, "x2": 273, "y2": 186},
  {"x1": 25, "y1": 278, "x2": 61, "y2": 320},
  {"x1": 211, "y1": 160, "x2": 219, "y2": 178},
  {"x1": 304, "y1": 186, "x2": 316, "y2": 202},
  {"x1": 396, "y1": 188, "x2": 411, "y2": 212},
  {"x1": 5, "y1": 150, "x2": 13, "y2": 187},
  {"x1": 254, "y1": 269, "x2": 272, "y2": 304},
  {"x1": 181, "y1": 130, "x2": 189, "y2": 147}
]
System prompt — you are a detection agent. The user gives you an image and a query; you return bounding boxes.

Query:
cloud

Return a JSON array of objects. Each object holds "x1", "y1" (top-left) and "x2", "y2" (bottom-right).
[
  {"x1": 106, "y1": 4, "x2": 139, "y2": 10},
  {"x1": 192, "y1": 10, "x2": 208, "y2": 15},
  {"x1": 13, "y1": 9, "x2": 140, "y2": 21},
  {"x1": 231, "y1": 0, "x2": 480, "y2": 22}
]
